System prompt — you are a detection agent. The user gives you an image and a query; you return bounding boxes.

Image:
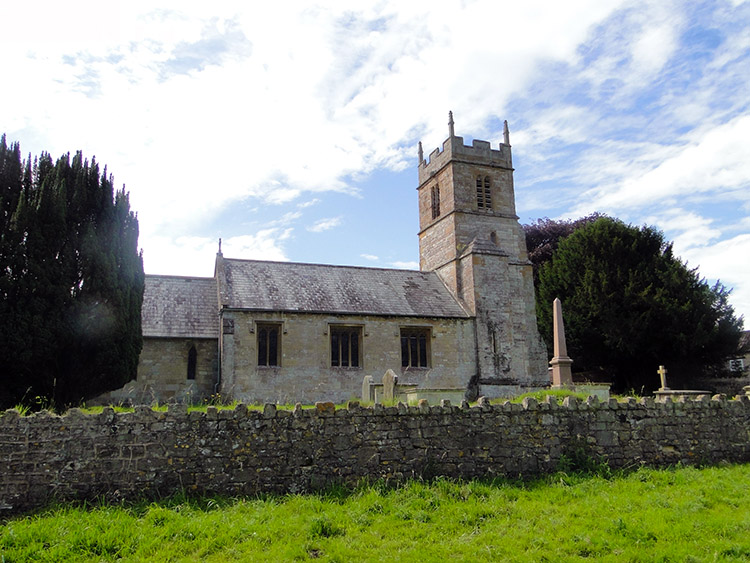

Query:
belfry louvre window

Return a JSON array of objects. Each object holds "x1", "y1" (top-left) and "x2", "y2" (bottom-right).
[
  {"x1": 431, "y1": 185, "x2": 440, "y2": 219},
  {"x1": 476, "y1": 176, "x2": 492, "y2": 209},
  {"x1": 331, "y1": 326, "x2": 361, "y2": 368},
  {"x1": 401, "y1": 328, "x2": 429, "y2": 368},
  {"x1": 257, "y1": 323, "x2": 281, "y2": 366}
]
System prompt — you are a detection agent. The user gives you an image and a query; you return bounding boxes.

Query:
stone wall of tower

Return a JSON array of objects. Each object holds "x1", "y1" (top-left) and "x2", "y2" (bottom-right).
[
  {"x1": 418, "y1": 136, "x2": 522, "y2": 272},
  {"x1": 417, "y1": 122, "x2": 548, "y2": 391}
]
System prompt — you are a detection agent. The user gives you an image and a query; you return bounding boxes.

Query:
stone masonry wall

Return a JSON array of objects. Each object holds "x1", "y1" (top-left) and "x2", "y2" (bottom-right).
[
  {"x1": 220, "y1": 312, "x2": 476, "y2": 405},
  {"x1": 2, "y1": 395, "x2": 750, "y2": 515},
  {"x1": 91, "y1": 338, "x2": 219, "y2": 406}
]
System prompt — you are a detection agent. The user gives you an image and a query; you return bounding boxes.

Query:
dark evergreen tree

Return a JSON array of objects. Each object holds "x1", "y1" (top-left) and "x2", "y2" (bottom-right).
[
  {"x1": 523, "y1": 213, "x2": 604, "y2": 285},
  {"x1": 0, "y1": 136, "x2": 144, "y2": 409},
  {"x1": 535, "y1": 217, "x2": 744, "y2": 392}
]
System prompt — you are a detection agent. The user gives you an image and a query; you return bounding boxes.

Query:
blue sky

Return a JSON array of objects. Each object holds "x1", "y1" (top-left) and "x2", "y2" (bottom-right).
[{"x1": 2, "y1": 0, "x2": 749, "y2": 324}]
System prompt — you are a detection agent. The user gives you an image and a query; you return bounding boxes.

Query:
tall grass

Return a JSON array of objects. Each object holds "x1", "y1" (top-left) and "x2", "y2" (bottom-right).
[{"x1": 2, "y1": 464, "x2": 750, "y2": 561}]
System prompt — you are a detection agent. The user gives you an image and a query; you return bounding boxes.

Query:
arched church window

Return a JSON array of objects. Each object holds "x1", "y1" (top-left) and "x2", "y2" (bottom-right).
[
  {"x1": 187, "y1": 345, "x2": 197, "y2": 380},
  {"x1": 484, "y1": 176, "x2": 492, "y2": 210},
  {"x1": 431, "y1": 185, "x2": 440, "y2": 219},
  {"x1": 490, "y1": 231, "x2": 497, "y2": 245}
]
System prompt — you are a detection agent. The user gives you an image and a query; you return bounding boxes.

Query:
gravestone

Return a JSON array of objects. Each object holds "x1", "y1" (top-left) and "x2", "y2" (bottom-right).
[
  {"x1": 382, "y1": 369, "x2": 398, "y2": 401},
  {"x1": 361, "y1": 375, "x2": 374, "y2": 402}
]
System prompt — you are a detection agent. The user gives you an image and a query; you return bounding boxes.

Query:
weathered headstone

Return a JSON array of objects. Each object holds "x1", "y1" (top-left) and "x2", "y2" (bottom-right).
[
  {"x1": 382, "y1": 369, "x2": 398, "y2": 401},
  {"x1": 362, "y1": 375, "x2": 374, "y2": 402},
  {"x1": 550, "y1": 298, "x2": 573, "y2": 386}
]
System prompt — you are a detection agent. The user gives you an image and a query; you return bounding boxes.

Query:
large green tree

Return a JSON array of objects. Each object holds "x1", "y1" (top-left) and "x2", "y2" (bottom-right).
[
  {"x1": 0, "y1": 135, "x2": 144, "y2": 409},
  {"x1": 532, "y1": 216, "x2": 743, "y2": 392}
]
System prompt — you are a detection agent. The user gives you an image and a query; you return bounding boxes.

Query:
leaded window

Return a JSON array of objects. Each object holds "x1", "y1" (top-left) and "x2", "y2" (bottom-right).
[
  {"x1": 401, "y1": 328, "x2": 429, "y2": 368},
  {"x1": 331, "y1": 326, "x2": 361, "y2": 368},
  {"x1": 257, "y1": 323, "x2": 281, "y2": 366}
]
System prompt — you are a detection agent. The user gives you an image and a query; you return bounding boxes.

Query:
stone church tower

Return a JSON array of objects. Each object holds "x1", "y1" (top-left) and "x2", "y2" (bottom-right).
[{"x1": 417, "y1": 113, "x2": 548, "y2": 395}]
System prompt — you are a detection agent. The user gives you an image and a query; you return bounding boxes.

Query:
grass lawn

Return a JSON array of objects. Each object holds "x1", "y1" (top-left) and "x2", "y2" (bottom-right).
[{"x1": 2, "y1": 464, "x2": 750, "y2": 562}]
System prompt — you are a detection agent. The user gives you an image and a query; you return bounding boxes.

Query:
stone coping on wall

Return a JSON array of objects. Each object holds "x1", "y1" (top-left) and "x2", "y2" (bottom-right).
[{"x1": 0, "y1": 392, "x2": 742, "y2": 423}]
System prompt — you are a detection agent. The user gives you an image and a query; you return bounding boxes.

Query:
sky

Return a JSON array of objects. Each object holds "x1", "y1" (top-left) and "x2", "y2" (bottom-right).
[{"x1": 1, "y1": 0, "x2": 749, "y2": 325}]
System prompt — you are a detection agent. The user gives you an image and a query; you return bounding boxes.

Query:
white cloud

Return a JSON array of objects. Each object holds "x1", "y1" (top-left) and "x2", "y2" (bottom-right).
[
  {"x1": 298, "y1": 198, "x2": 321, "y2": 209},
  {"x1": 143, "y1": 229, "x2": 290, "y2": 276},
  {"x1": 222, "y1": 230, "x2": 292, "y2": 261},
  {"x1": 574, "y1": 1, "x2": 684, "y2": 105},
  {"x1": 389, "y1": 260, "x2": 419, "y2": 270},
  {"x1": 267, "y1": 212, "x2": 302, "y2": 227},
  {"x1": 642, "y1": 209, "x2": 722, "y2": 257},
  {"x1": 0, "y1": 1, "x2": 122, "y2": 46},
  {"x1": 571, "y1": 114, "x2": 750, "y2": 215},
  {"x1": 682, "y1": 234, "x2": 750, "y2": 325},
  {"x1": 361, "y1": 254, "x2": 379, "y2": 261},
  {"x1": 307, "y1": 217, "x2": 342, "y2": 233},
  {"x1": 628, "y1": 4, "x2": 681, "y2": 76}
]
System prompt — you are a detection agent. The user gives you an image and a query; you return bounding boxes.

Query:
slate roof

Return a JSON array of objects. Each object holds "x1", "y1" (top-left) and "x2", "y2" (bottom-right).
[
  {"x1": 222, "y1": 259, "x2": 469, "y2": 318},
  {"x1": 142, "y1": 275, "x2": 218, "y2": 338}
]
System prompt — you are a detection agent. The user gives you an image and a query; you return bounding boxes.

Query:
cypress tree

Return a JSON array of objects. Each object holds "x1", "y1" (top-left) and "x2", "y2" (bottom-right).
[{"x1": 0, "y1": 137, "x2": 144, "y2": 410}]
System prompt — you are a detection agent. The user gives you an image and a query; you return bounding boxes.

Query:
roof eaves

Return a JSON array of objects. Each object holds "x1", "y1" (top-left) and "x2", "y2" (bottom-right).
[{"x1": 219, "y1": 306, "x2": 472, "y2": 319}]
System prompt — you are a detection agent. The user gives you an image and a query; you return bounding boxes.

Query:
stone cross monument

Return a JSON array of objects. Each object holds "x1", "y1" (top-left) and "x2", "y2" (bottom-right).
[{"x1": 657, "y1": 365, "x2": 669, "y2": 390}]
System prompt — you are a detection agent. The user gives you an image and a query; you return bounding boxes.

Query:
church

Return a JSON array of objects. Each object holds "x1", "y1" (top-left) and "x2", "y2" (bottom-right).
[{"x1": 99, "y1": 114, "x2": 549, "y2": 405}]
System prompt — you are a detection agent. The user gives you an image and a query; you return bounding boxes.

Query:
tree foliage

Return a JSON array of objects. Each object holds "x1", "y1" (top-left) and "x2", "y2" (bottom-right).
[
  {"x1": 0, "y1": 134, "x2": 144, "y2": 409},
  {"x1": 532, "y1": 216, "x2": 743, "y2": 391},
  {"x1": 524, "y1": 213, "x2": 605, "y2": 286}
]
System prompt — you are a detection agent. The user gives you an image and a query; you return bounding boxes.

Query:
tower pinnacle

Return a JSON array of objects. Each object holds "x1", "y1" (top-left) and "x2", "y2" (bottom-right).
[
  {"x1": 448, "y1": 111, "x2": 455, "y2": 138},
  {"x1": 418, "y1": 141, "x2": 424, "y2": 164},
  {"x1": 503, "y1": 120, "x2": 510, "y2": 146}
]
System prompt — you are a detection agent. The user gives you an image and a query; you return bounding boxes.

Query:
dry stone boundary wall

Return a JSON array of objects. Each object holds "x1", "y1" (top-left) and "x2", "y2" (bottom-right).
[{"x1": 2, "y1": 395, "x2": 750, "y2": 515}]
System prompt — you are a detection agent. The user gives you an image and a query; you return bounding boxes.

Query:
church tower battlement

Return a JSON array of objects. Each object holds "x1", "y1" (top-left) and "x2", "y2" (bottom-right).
[
  {"x1": 418, "y1": 114, "x2": 512, "y2": 185},
  {"x1": 417, "y1": 113, "x2": 524, "y2": 274},
  {"x1": 417, "y1": 113, "x2": 548, "y2": 392}
]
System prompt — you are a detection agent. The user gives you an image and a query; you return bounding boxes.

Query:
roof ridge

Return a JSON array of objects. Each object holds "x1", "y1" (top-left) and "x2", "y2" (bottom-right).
[
  {"x1": 146, "y1": 274, "x2": 216, "y2": 281},
  {"x1": 224, "y1": 257, "x2": 425, "y2": 275}
]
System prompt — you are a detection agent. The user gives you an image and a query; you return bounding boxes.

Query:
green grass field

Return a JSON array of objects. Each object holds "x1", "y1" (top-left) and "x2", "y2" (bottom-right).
[{"x1": 2, "y1": 463, "x2": 750, "y2": 562}]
